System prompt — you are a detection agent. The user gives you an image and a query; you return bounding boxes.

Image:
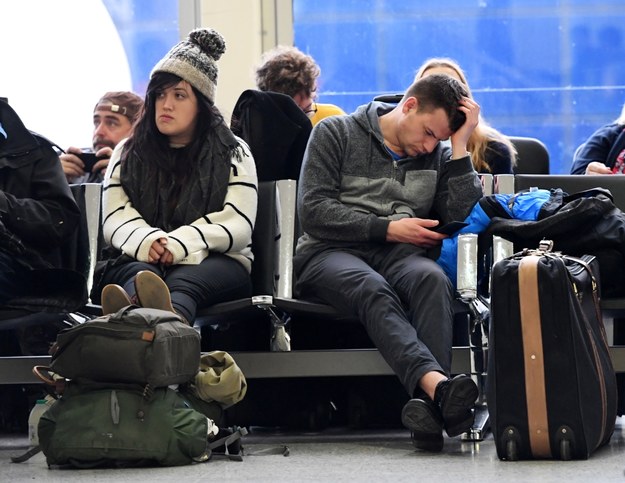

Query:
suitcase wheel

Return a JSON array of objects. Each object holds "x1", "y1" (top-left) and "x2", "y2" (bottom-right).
[
  {"x1": 505, "y1": 438, "x2": 518, "y2": 461},
  {"x1": 559, "y1": 438, "x2": 572, "y2": 461},
  {"x1": 502, "y1": 426, "x2": 521, "y2": 461},
  {"x1": 556, "y1": 426, "x2": 575, "y2": 461}
]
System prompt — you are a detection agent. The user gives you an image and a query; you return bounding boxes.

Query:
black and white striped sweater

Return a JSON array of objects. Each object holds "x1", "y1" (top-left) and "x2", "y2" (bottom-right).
[{"x1": 101, "y1": 137, "x2": 258, "y2": 272}]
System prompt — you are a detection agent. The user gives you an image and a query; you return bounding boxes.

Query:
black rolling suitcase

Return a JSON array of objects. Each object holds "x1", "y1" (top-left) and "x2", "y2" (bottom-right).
[{"x1": 487, "y1": 240, "x2": 617, "y2": 460}]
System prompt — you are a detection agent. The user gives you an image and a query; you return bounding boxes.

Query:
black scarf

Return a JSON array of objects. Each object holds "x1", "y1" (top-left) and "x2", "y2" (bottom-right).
[{"x1": 120, "y1": 122, "x2": 239, "y2": 232}]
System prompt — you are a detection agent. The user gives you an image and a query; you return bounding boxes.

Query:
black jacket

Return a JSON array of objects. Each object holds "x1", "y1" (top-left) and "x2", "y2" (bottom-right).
[
  {"x1": 486, "y1": 187, "x2": 625, "y2": 297},
  {"x1": 0, "y1": 100, "x2": 84, "y2": 312},
  {"x1": 230, "y1": 89, "x2": 312, "y2": 181}
]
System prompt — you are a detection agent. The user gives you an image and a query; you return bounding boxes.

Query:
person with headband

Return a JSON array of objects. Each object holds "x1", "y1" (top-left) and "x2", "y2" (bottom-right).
[{"x1": 60, "y1": 91, "x2": 144, "y2": 183}]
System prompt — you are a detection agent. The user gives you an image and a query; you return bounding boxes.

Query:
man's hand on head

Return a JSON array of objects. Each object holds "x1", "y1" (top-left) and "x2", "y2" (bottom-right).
[{"x1": 450, "y1": 97, "x2": 480, "y2": 159}]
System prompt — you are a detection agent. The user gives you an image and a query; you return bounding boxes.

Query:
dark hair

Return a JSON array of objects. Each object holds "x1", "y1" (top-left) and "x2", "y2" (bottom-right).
[
  {"x1": 255, "y1": 46, "x2": 320, "y2": 98},
  {"x1": 403, "y1": 74, "x2": 468, "y2": 133},
  {"x1": 124, "y1": 72, "x2": 224, "y2": 175}
]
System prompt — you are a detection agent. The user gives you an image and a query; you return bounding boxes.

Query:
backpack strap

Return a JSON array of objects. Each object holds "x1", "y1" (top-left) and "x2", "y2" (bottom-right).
[
  {"x1": 206, "y1": 426, "x2": 249, "y2": 461},
  {"x1": 244, "y1": 445, "x2": 291, "y2": 457},
  {"x1": 10, "y1": 445, "x2": 41, "y2": 463},
  {"x1": 32, "y1": 366, "x2": 66, "y2": 395},
  {"x1": 200, "y1": 426, "x2": 290, "y2": 461},
  {"x1": 518, "y1": 255, "x2": 552, "y2": 458}
]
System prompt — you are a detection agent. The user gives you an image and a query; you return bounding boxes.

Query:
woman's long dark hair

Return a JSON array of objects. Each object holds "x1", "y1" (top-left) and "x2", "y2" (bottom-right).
[{"x1": 123, "y1": 72, "x2": 225, "y2": 177}]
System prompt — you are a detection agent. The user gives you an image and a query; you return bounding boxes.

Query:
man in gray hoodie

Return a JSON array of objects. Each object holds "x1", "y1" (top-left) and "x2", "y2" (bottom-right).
[{"x1": 293, "y1": 74, "x2": 483, "y2": 452}]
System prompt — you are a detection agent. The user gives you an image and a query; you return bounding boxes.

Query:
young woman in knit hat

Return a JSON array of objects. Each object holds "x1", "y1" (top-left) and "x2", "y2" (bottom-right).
[{"x1": 95, "y1": 28, "x2": 258, "y2": 325}]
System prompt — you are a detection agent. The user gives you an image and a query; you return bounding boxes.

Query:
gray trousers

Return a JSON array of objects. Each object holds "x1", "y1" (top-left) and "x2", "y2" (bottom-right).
[{"x1": 294, "y1": 243, "x2": 453, "y2": 397}]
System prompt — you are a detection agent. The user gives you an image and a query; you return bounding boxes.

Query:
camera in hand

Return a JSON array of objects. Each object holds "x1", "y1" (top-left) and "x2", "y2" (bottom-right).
[{"x1": 78, "y1": 150, "x2": 99, "y2": 173}]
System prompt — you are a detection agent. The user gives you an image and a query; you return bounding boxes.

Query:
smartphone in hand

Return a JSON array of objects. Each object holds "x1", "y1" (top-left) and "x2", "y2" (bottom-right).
[{"x1": 432, "y1": 221, "x2": 469, "y2": 236}]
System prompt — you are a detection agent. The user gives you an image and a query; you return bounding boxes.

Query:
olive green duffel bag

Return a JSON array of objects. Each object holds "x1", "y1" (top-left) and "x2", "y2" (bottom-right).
[{"x1": 37, "y1": 383, "x2": 241, "y2": 468}]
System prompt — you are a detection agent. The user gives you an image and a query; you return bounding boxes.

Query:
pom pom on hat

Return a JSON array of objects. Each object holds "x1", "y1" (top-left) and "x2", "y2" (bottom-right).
[
  {"x1": 188, "y1": 28, "x2": 226, "y2": 61},
  {"x1": 151, "y1": 28, "x2": 226, "y2": 102}
]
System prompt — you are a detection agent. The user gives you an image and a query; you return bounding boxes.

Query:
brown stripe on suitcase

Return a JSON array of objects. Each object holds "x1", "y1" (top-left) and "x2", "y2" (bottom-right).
[{"x1": 518, "y1": 255, "x2": 552, "y2": 458}]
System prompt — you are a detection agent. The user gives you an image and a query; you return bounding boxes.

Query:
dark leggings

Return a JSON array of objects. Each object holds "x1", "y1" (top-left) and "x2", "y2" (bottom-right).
[{"x1": 100, "y1": 253, "x2": 252, "y2": 323}]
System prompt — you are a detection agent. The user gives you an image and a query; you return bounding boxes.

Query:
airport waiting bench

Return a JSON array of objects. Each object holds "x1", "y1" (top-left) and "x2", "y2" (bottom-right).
[
  {"x1": 3, "y1": 174, "x2": 625, "y2": 381},
  {"x1": 11, "y1": 172, "x2": 625, "y2": 436},
  {"x1": 0, "y1": 176, "x2": 490, "y2": 385}
]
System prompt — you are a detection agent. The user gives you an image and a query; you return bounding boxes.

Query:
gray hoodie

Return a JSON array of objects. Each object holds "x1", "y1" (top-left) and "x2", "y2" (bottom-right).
[{"x1": 294, "y1": 101, "x2": 482, "y2": 263}]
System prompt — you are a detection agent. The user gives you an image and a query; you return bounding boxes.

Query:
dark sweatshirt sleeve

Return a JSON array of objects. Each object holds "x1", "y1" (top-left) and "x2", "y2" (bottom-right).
[
  {"x1": 0, "y1": 146, "x2": 80, "y2": 248},
  {"x1": 434, "y1": 152, "x2": 483, "y2": 223},
  {"x1": 297, "y1": 120, "x2": 389, "y2": 243}
]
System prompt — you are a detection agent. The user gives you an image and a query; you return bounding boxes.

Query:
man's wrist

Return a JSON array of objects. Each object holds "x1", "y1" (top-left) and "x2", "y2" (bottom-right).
[{"x1": 450, "y1": 151, "x2": 470, "y2": 160}]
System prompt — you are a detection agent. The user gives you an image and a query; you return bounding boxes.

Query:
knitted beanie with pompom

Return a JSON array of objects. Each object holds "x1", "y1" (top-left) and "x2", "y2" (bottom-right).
[{"x1": 150, "y1": 28, "x2": 226, "y2": 102}]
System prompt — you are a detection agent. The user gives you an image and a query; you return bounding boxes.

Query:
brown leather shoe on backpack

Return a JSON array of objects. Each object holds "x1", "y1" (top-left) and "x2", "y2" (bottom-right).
[
  {"x1": 101, "y1": 284, "x2": 133, "y2": 315},
  {"x1": 134, "y1": 270, "x2": 175, "y2": 314}
]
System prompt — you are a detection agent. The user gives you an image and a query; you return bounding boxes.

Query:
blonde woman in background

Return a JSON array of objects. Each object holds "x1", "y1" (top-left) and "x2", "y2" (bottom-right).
[{"x1": 416, "y1": 58, "x2": 517, "y2": 174}]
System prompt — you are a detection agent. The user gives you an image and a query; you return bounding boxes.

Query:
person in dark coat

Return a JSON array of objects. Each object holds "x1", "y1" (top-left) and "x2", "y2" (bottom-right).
[
  {"x1": 570, "y1": 101, "x2": 625, "y2": 175},
  {"x1": 0, "y1": 99, "x2": 82, "y2": 312}
]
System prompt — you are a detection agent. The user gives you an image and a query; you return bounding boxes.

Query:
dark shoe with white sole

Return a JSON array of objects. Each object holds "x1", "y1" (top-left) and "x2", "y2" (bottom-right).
[
  {"x1": 434, "y1": 374, "x2": 479, "y2": 437},
  {"x1": 401, "y1": 398, "x2": 444, "y2": 452}
]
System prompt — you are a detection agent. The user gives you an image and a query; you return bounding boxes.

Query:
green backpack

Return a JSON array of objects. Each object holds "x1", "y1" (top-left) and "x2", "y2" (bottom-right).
[
  {"x1": 49, "y1": 306, "x2": 201, "y2": 388},
  {"x1": 35, "y1": 383, "x2": 245, "y2": 468}
]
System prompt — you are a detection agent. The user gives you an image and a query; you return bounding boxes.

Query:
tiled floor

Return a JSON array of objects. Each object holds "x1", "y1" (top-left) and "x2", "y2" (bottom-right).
[{"x1": 2, "y1": 418, "x2": 625, "y2": 482}]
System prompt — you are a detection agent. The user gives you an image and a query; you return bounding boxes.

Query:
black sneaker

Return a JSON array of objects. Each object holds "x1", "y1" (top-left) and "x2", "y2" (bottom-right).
[
  {"x1": 434, "y1": 374, "x2": 479, "y2": 437},
  {"x1": 401, "y1": 398, "x2": 444, "y2": 452}
]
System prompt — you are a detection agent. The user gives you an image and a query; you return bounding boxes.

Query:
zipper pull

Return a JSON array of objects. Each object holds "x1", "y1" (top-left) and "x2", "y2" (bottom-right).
[{"x1": 110, "y1": 390, "x2": 120, "y2": 425}]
